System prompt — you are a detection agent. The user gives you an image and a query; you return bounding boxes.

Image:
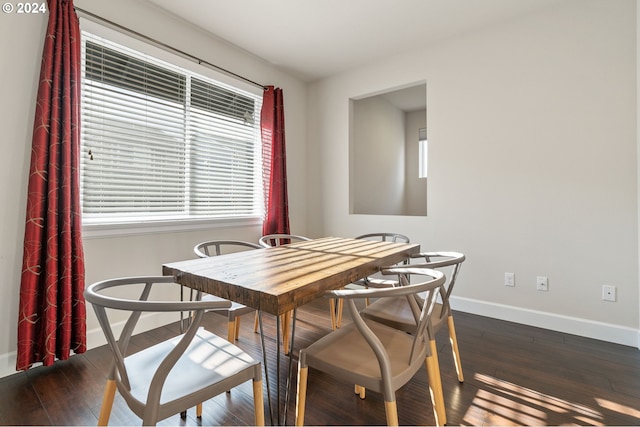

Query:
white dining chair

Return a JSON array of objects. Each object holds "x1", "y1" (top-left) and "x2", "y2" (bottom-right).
[
  {"x1": 85, "y1": 276, "x2": 265, "y2": 426},
  {"x1": 295, "y1": 267, "x2": 446, "y2": 426},
  {"x1": 361, "y1": 251, "x2": 466, "y2": 383}
]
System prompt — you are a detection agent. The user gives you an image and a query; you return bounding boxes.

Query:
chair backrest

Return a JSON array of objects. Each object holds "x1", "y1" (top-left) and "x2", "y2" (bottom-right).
[
  {"x1": 355, "y1": 233, "x2": 411, "y2": 283},
  {"x1": 84, "y1": 276, "x2": 232, "y2": 394},
  {"x1": 326, "y1": 267, "x2": 445, "y2": 366},
  {"x1": 410, "y1": 251, "x2": 465, "y2": 323},
  {"x1": 258, "y1": 233, "x2": 311, "y2": 248},
  {"x1": 356, "y1": 232, "x2": 410, "y2": 243},
  {"x1": 194, "y1": 240, "x2": 262, "y2": 258}
]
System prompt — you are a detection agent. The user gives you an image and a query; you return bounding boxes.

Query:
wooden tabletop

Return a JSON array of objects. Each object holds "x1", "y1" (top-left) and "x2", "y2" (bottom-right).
[{"x1": 162, "y1": 236, "x2": 420, "y2": 315}]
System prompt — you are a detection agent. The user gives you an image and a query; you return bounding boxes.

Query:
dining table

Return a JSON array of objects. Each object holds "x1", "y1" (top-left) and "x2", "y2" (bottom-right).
[{"x1": 162, "y1": 236, "x2": 421, "y2": 425}]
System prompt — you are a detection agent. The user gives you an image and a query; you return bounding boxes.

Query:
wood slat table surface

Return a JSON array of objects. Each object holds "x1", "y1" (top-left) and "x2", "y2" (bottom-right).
[{"x1": 162, "y1": 236, "x2": 420, "y2": 315}]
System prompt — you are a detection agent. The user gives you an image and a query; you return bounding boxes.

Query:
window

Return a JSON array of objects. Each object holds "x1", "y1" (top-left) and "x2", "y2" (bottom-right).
[
  {"x1": 418, "y1": 128, "x2": 428, "y2": 178},
  {"x1": 80, "y1": 31, "x2": 263, "y2": 232}
]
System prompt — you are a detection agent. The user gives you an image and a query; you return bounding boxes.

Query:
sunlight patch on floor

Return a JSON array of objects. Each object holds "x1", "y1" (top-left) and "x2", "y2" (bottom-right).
[
  {"x1": 462, "y1": 373, "x2": 604, "y2": 426},
  {"x1": 595, "y1": 397, "x2": 640, "y2": 419}
]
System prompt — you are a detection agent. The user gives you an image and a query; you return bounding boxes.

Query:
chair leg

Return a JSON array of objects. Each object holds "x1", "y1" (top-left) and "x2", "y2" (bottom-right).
[
  {"x1": 252, "y1": 378, "x2": 265, "y2": 426},
  {"x1": 384, "y1": 400, "x2": 399, "y2": 426},
  {"x1": 448, "y1": 315, "x2": 464, "y2": 382},
  {"x1": 287, "y1": 310, "x2": 294, "y2": 345},
  {"x1": 336, "y1": 298, "x2": 343, "y2": 329},
  {"x1": 425, "y1": 339, "x2": 446, "y2": 427},
  {"x1": 98, "y1": 379, "x2": 116, "y2": 426},
  {"x1": 253, "y1": 311, "x2": 259, "y2": 333},
  {"x1": 196, "y1": 403, "x2": 203, "y2": 418},
  {"x1": 295, "y1": 365, "x2": 308, "y2": 426},
  {"x1": 329, "y1": 298, "x2": 337, "y2": 330},
  {"x1": 235, "y1": 317, "x2": 241, "y2": 340},
  {"x1": 281, "y1": 310, "x2": 293, "y2": 354},
  {"x1": 224, "y1": 320, "x2": 238, "y2": 395},
  {"x1": 227, "y1": 320, "x2": 236, "y2": 342}
]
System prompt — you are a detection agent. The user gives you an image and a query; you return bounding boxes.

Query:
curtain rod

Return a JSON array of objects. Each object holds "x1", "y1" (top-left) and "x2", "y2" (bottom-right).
[{"x1": 74, "y1": 6, "x2": 268, "y2": 91}]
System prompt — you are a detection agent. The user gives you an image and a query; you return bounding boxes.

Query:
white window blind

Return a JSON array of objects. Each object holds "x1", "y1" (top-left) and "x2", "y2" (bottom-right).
[{"x1": 80, "y1": 32, "x2": 263, "y2": 225}]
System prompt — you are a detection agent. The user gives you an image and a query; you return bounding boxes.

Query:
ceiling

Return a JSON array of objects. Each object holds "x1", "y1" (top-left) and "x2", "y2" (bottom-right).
[{"x1": 147, "y1": 0, "x2": 563, "y2": 82}]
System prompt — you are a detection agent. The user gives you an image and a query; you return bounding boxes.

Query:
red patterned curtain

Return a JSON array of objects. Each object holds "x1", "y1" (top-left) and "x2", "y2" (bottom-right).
[
  {"x1": 17, "y1": 0, "x2": 86, "y2": 371},
  {"x1": 261, "y1": 86, "x2": 290, "y2": 235}
]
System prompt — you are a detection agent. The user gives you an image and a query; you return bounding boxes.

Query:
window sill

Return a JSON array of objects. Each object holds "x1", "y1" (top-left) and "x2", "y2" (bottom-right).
[{"x1": 82, "y1": 216, "x2": 263, "y2": 239}]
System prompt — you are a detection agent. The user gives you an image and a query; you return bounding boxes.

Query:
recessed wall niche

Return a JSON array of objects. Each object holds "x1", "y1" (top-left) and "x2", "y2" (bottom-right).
[{"x1": 349, "y1": 82, "x2": 427, "y2": 216}]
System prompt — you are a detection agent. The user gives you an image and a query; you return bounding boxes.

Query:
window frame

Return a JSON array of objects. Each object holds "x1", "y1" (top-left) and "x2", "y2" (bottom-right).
[
  {"x1": 79, "y1": 19, "x2": 264, "y2": 239},
  {"x1": 418, "y1": 127, "x2": 428, "y2": 179}
]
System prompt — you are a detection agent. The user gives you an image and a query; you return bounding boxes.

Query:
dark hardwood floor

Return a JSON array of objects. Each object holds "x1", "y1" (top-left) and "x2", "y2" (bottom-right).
[{"x1": 2, "y1": 298, "x2": 640, "y2": 426}]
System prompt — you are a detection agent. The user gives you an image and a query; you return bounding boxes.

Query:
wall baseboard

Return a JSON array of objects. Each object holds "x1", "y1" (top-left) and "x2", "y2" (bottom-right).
[
  {"x1": 1, "y1": 298, "x2": 637, "y2": 379},
  {"x1": 0, "y1": 312, "x2": 174, "y2": 380},
  {"x1": 451, "y1": 296, "x2": 640, "y2": 348}
]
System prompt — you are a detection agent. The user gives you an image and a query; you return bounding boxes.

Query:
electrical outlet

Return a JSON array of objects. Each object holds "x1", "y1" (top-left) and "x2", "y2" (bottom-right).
[
  {"x1": 602, "y1": 285, "x2": 616, "y2": 302},
  {"x1": 536, "y1": 276, "x2": 548, "y2": 291},
  {"x1": 504, "y1": 272, "x2": 515, "y2": 287}
]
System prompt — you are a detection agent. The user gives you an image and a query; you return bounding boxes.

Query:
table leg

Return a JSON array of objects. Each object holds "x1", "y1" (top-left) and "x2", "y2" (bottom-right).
[
  {"x1": 258, "y1": 311, "x2": 275, "y2": 425},
  {"x1": 180, "y1": 285, "x2": 187, "y2": 420},
  {"x1": 257, "y1": 309, "x2": 298, "y2": 426},
  {"x1": 283, "y1": 309, "x2": 297, "y2": 425}
]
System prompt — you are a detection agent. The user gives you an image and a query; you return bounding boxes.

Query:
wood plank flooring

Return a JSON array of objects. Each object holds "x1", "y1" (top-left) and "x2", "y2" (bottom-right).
[{"x1": 1, "y1": 298, "x2": 640, "y2": 426}]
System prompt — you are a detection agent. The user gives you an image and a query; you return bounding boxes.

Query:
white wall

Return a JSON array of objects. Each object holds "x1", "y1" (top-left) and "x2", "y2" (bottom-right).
[
  {"x1": 308, "y1": 0, "x2": 639, "y2": 344},
  {"x1": 637, "y1": 0, "x2": 640, "y2": 346},
  {"x1": 0, "y1": 0, "x2": 48, "y2": 378},
  {"x1": 351, "y1": 96, "x2": 406, "y2": 214},
  {"x1": 0, "y1": 0, "x2": 308, "y2": 377}
]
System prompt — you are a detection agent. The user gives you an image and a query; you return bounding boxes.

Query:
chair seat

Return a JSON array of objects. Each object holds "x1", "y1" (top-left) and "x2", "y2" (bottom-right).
[
  {"x1": 122, "y1": 327, "x2": 260, "y2": 416},
  {"x1": 363, "y1": 298, "x2": 445, "y2": 332},
  {"x1": 302, "y1": 317, "x2": 427, "y2": 393}
]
